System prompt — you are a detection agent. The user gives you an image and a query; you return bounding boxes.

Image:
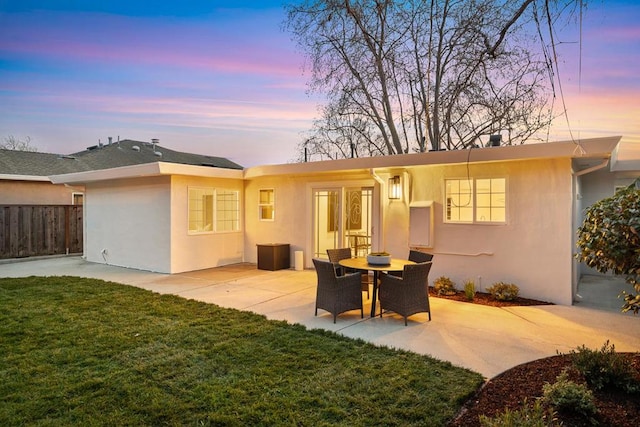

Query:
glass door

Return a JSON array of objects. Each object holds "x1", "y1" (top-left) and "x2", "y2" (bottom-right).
[{"x1": 312, "y1": 187, "x2": 373, "y2": 259}]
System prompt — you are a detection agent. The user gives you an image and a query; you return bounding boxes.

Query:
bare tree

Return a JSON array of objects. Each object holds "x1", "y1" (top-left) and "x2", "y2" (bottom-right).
[
  {"x1": 286, "y1": 0, "x2": 579, "y2": 159},
  {"x1": 1, "y1": 135, "x2": 38, "y2": 152}
]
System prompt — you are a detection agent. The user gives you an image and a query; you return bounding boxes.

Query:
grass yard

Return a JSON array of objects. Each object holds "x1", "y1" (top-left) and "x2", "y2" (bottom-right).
[{"x1": 0, "y1": 276, "x2": 483, "y2": 426}]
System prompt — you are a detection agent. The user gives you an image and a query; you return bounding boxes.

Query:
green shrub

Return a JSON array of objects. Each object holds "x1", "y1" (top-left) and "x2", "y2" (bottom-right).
[
  {"x1": 486, "y1": 282, "x2": 519, "y2": 301},
  {"x1": 542, "y1": 370, "x2": 597, "y2": 419},
  {"x1": 479, "y1": 399, "x2": 558, "y2": 427},
  {"x1": 464, "y1": 279, "x2": 475, "y2": 301},
  {"x1": 434, "y1": 276, "x2": 456, "y2": 295},
  {"x1": 568, "y1": 340, "x2": 639, "y2": 393}
]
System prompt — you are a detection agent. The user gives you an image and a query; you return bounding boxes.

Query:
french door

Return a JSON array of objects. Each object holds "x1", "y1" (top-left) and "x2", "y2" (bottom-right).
[{"x1": 312, "y1": 186, "x2": 373, "y2": 259}]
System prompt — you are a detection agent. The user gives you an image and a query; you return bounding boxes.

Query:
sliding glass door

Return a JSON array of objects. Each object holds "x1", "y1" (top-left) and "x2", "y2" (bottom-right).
[{"x1": 312, "y1": 187, "x2": 373, "y2": 259}]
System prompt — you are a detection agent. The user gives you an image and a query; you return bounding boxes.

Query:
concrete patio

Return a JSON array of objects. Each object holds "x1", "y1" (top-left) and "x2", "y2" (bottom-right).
[{"x1": 2, "y1": 255, "x2": 639, "y2": 379}]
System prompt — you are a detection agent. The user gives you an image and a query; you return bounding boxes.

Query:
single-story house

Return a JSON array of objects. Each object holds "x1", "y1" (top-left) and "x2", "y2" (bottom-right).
[{"x1": 49, "y1": 136, "x2": 640, "y2": 306}]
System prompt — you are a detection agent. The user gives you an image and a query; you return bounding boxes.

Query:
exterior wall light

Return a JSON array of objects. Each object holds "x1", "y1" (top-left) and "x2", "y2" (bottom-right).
[{"x1": 388, "y1": 175, "x2": 401, "y2": 200}]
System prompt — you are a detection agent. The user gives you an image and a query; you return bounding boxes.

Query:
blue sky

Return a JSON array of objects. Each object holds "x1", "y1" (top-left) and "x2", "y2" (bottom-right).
[{"x1": 0, "y1": 0, "x2": 638, "y2": 166}]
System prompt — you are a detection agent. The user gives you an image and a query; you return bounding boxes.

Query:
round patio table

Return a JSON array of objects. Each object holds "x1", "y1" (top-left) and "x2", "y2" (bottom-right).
[{"x1": 339, "y1": 257, "x2": 416, "y2": 317}]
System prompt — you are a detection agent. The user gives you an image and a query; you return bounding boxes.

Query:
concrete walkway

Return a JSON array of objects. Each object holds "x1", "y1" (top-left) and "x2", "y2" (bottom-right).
[{"x1": 2, "y1": 256, "x2": 639, "y2": 379}]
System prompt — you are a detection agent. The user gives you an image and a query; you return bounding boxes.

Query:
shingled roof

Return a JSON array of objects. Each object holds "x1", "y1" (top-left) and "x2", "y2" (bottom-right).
[
  {"x1": 0, "y1": 139, "x2": 243, "y2": 178},
  {"x1": 0, "y1": 149, "x2": 92, "y2": 177},
  {"x1": 70, "y1": 139, "x2": 243, "y2": 171}
]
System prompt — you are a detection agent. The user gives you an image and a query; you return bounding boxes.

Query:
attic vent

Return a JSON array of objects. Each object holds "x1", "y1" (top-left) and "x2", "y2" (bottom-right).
[
  {"x1": 154, "y1": 151, "x2": 162, "y2": 157},
  {"x1": 59, "y1": 155, "x2": 77, "y2": 160},
  {"x1": 132, "y1": 145, "x2": 141, "y2": 151},
  {"x1": 489, "y1": 134, "x2": 502, "y2": 147}
]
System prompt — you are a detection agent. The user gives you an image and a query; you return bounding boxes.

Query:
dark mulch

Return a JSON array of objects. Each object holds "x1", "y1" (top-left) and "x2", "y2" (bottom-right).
[
  {"x1": 432, "y1": 288, "x2": 640, "y2": 426},
  {"x1": 448, "y1": 353, "x2": 640, "y2": 426},
  {"x1": 428, "y1": 287, "x2": 554, "y2": 307}
]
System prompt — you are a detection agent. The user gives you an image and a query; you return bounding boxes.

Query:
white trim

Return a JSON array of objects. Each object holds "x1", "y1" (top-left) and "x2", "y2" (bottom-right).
[
  {"x1": 0, "y1": 174, "x2": 50, "y2": 182},
  {"x1": 50, "y1": 162, "x2": 243, "y2": 184}
]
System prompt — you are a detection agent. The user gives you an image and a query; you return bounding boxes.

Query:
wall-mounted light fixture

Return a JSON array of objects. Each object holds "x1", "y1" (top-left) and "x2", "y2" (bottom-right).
[{"x1": 388, "y1": 175, "x2": 401, "y2": 200}]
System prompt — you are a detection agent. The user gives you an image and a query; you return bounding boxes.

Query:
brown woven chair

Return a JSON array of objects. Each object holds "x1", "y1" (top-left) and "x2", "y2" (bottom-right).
[
  {"x1": 409, "y1": 250, "x2": 434, "y2": 263},
  {"x1": 313, "y1": 258, "x2": 364, "y2": 323},
  {"x1": 390, "y1": 250, "x2": 434, "y2": 277},
  {"x1": 326, "y1": 248, "x2": 370, "y2": 298},
  {"x1": 379, "y1": 261, "x2": 433, "y2": 325}
]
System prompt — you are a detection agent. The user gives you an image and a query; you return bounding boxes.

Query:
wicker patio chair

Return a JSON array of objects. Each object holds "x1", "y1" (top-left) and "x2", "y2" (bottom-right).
[
  {"x1": 390, "y1": 250, "x2": 434, "y2": 277},
  {"x1": 313, "y1": 258, "x2": 364, "y2": 323},
  {"x1": 326, "y1": 248, "x2": 370, "y2": 298},
  {"x1": 379, "y1": 261, "x2": 433, "y2": 325},
  {"x1": 409, "y1": 250, "x2": 434, "y2": 263}
]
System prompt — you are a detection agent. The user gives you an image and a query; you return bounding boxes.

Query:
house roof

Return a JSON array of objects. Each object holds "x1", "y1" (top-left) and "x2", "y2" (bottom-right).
[
  {"x1": 0, "y1": 139, "x2": 243, "y2": 182},
  {"x1": 0, "y1": 149, "x2": 91, "y2": 181},
  {"x1": 243, "y1": 136, "x2": 624, "y2": 179},
  {"x1": 50, "y1": 136, "x2": 629, "y2": 185},
  {"x1": 70, "y1": 139, "x2": 243, "y2": 171}
]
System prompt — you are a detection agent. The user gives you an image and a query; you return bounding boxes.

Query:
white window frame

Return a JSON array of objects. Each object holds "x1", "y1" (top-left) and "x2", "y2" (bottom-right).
[
  {"x1": 71, "y1": 192, "x2": 84, "y2": 205},
  {"x1": 258, "y1": 188, "x2": 275, "y2": 221},
  {"x1": 215, "y1": 189, "x2": 240, "y2": 233},
  {"x1": 188, "y1": 187, "x2": 215, "y2": 234},
  {"x1": 444, "y1": 177, "x2": 507, "y2": 224}
]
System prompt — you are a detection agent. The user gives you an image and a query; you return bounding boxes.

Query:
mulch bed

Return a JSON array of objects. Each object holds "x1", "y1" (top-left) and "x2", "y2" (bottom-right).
[
  {"x1": 448, "y1": 353, "x2": 640, "y2": 426},
  {"x1": 435, "y1": 288, "x2": 640, "y2": 426},
  {"x1": 428, "y1": 287, "x2": 554, "y2": 307}
]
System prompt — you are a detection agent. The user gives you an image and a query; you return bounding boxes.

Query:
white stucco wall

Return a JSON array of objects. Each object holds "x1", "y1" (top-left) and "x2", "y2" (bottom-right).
[
  {"x1": 576, "y1": 166, "x2": 640, "y2": 277},
  {"x1": 170, "y1": 175, "x2": 244, "y2": 273},
  {"x1": 243, "y1": 173, "x2": 378, "y2": 268},
  {"x1": 398, "y1": 158, "x2": 575, "y2": 305},
  {"x1": 84, "y1": 176, "x2": 172, "y2": 273},
  {"x1": 244, "y1": 158, "x2": 576, "y2": 305}
]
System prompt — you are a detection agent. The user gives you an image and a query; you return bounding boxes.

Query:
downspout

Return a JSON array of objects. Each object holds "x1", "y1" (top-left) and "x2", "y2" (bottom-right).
[
  {"x1": 370, "y1": 169, "x2": 386, "y2": 252},
  {"x1": 571, "y1": 157, "x2": 610, "y2": 303}
]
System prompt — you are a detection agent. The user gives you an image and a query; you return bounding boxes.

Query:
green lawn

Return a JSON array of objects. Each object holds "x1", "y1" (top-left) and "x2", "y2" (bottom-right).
[{"x1": 0, "y1": 276, "x2": 483, "y2": 426}]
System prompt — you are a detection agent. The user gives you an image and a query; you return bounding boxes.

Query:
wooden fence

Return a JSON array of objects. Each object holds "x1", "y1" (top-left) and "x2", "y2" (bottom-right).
[{"x1": 0, "y1": 205, "x2": 83, "y2": 259}]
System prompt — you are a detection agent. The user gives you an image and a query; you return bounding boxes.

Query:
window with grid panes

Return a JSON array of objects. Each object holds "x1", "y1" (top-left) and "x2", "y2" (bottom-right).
[
  {"x1": 259, "y1": 189, "x2": 275, "y2": 221},
  {"x1": 445, "y1": 178, "x2": 506, "y2": 223},
  {"x1": 216, "y1": 190, "x2": 240, "y2": 232}
]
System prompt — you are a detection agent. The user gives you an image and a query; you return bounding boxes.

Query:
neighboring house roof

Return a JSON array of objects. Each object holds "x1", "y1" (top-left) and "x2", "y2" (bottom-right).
[
  {"x1": 0, "y1": 139, "x2": 243, "y2": 182},
  {"x1": 0, "y1": 149, "x2": 90, "y2": 181},
  {"x1": 70, "y1": 139, "x2": 243, "y2": 171}
]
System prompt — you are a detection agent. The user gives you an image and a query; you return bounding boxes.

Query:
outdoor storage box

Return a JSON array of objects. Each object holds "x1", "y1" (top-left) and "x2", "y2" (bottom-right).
[{"x1": 257, "y1": 243, "x2": 290, "y2": 271}]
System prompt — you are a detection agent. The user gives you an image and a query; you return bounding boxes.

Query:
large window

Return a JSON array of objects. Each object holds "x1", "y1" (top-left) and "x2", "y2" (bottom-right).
[
  {"x1": 188, "y1": 187, "x2": 214, "y2": 233},
  {"x1": 216, "y1": 190, "x2": 240, "y2": 232},
  {"x1": 259, "y1": 189, "x2": 275, "y2": 221},
  {"x1": 445, "y1": 178, "x2": 506, "y2": 223},
  {"x1": 188, "y1": 187, "x2": 240, "y2": 233}
]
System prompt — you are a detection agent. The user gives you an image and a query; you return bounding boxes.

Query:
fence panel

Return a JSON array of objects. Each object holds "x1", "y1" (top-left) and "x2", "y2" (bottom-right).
[{"x1": 0, "y1": 205, "x2": 83, "y2": 259}]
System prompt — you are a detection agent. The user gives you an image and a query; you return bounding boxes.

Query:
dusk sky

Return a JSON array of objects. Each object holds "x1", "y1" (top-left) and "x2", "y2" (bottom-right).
[{"x1": 1, "y1": 0, "x2": 638, "y2": 167}]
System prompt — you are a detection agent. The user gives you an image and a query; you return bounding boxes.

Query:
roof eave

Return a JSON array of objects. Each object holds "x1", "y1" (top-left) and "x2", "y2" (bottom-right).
[
  {"x1": 243, "y1": 136, "x2": 623, "y2": 179},
  {"x1": 50, "y1": 161, "x2": 244, "y2": 184},
  {"x1": 0, "y1": 174, "x2": 51, "y2": 182}
]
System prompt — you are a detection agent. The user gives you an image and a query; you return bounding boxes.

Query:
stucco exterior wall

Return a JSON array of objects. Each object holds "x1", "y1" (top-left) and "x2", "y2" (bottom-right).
[
  {"x1": 244, "y1": 158, "x2": 575, "y2": 305},
  {"x1": 170, "y1": 175, "x2": 244, "y2": 273},
  {"x1": 84, "y1": 176, "x2": 171, "y2": 273},
  {"x1": 0, "y1": 180, "x2": 84, "y2": 204},
  {"x1": 398, "y1": 158, "x2": 574, "y2": 305},
  {"x1": 243, "y1": 172, "x2": 377, "y2": 268},
  {"x1": 576, "y1": 166, "x2": 640, "y2": 277}
]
